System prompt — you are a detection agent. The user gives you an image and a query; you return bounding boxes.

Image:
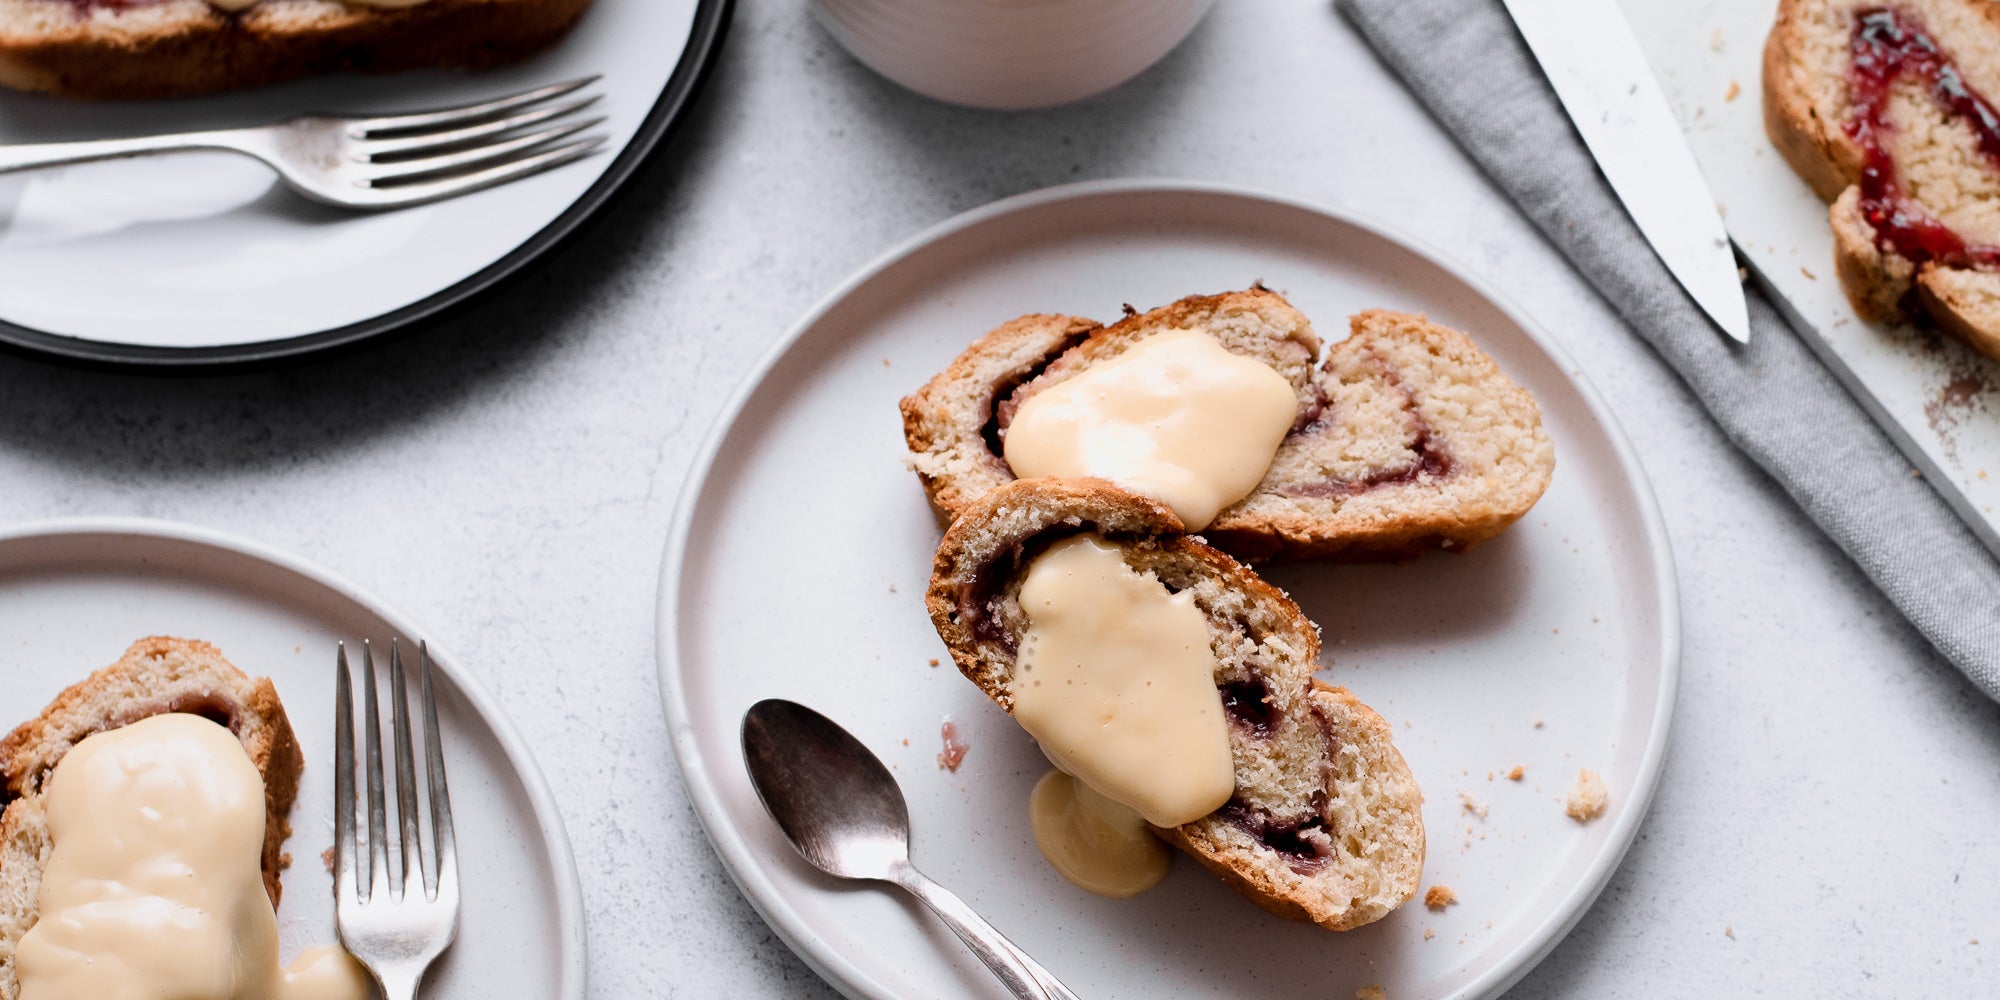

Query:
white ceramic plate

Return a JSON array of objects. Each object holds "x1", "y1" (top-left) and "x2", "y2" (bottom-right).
[
  {"x1": 0, "y1": 519, "x2": 585, "y2": 998},
  {"x1": 0, "y1": 0, "x2": 729, "y2": 367},
  {"x1": 658, "y1": 180, "x2": 1679, "y2": 1000}
]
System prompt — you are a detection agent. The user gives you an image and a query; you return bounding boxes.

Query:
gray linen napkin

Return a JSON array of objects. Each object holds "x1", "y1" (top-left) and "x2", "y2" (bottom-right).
[{"x1": 1339, "y1": 0, "x2": 2000, "y2": 701}]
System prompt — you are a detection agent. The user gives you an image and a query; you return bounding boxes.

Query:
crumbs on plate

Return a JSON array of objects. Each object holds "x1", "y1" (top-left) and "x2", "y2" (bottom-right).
[{"x1": 1565, "y1": 768, "x2": 1608, "y2": 822}]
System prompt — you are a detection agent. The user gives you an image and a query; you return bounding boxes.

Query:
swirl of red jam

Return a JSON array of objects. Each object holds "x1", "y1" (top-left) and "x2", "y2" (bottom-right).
[{"x1": 1846, "y1": 7, "x2": 2000, "y2": 268}]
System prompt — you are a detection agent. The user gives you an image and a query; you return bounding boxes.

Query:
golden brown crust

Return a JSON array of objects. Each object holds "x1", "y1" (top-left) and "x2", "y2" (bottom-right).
[
  {"x1": 1153, "y1": 680, "x2": 1426, "y2": 931},
  {"x1": 1015, "y1": 290, "x2": 1321, "y2": 411},
  {"x1": 1764, "y1": 0, "x2": 1862, "y2": 202},
  {"x1": 0, "y1": 0, "x2": 593, "y2": 99},
  {"x1": 1763, "y1": 0, "x2": 2000, "y2": 359},
  {"x1": 1208, "y1": 310, "x2": 1553, "y2": 562},
  {"x1": 925, "y1": 479, "x2": 1424, "y2": 931},
  {"x1": 1916, "y1": 266, "x2": 2000, "y2": 356},
  {"x1": 0, "y1": 636, "x2": 303, "y2": 906},
  {"x1": 1828, "y1": 187, "x2": 1916, "y2": 323},
  {"x1": 903, "y1": 294, "x2": 1549, "y2": 564}
]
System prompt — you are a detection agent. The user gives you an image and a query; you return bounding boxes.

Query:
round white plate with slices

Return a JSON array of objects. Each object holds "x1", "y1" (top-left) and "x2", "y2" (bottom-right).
[
  {"x1": 658, "y1": 180, "x2": 1680, "y2": 1000},
  {"x1": 0, "y1": 518, "x2": 584, "y2": 998},
  {"x1": 0, "y1": 0, "x2": 729, "y2": 368}
]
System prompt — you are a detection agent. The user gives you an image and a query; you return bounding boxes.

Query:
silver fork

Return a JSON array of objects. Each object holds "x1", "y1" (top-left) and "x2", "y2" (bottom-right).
[
  {"x1": 0, "y1": 78, "x2": 606, "y2": 210},
  {"x1": 335, "y1": 639, "x2": 461, "y2": 999}
]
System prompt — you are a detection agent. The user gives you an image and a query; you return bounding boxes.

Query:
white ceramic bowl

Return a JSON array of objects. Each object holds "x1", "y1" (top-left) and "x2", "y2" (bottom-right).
[{"x1": 811, "y1": 0, "x2": 1216, "y2": 110}]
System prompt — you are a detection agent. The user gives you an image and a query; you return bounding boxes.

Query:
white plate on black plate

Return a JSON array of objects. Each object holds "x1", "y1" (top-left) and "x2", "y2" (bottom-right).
[
  {"x1": 658, "y1": 180, "x2": 1680, "y2": 1000},
  {"x1": 0, "y1": 0, "x2": 729, "y2": 368},
  {"x1": 0, "y1": 518, "x2": 585, "y2": 997}
]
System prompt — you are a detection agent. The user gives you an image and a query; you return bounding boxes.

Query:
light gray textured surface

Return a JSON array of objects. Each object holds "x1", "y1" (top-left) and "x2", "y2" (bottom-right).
[{"x1": 0, "y1": 1, "x2": 1992, "y2": 996}]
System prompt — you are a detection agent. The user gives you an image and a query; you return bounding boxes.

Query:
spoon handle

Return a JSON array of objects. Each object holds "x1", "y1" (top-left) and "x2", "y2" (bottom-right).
[{"x1": 890, "y1": 863, "x2": 1075, "y2": 1000}]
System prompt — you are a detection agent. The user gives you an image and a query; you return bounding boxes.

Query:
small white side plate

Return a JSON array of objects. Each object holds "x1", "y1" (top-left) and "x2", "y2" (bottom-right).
[
  {"x1": 0, "y1": 0, "x2": 726, "y2": 364},
  {"x1": 658, "y1": 181, "x2": 1680, "y2": 1000},
  {"x1": 0, "y1": 519, "x2": 585, "y2": 999}
]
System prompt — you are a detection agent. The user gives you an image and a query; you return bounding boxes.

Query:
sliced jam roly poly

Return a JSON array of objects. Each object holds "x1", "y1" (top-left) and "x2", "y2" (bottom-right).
[{"x1": 1847, "y1": 8, "x2": 2000, "y2": 268}]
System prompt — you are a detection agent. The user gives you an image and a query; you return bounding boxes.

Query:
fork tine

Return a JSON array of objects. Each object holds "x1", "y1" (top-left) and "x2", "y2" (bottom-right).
[
  {"x1": 351, "y1": 76, "x2": 599, "y2": 137},
  {"x1": 362, "y1": 641, "x2": 390, "y2": 902},
  {"x1": 364, "y1": 118, "x2": 603, "y2": 186},
  {"x1": 389, "y1": 639, "x2": 423, "y2": 901},
  {"x1": 420, "y1": 642, "x2": 457, "y2": 902},
  {"x1": 334, "y1": 643, "x2": 359, "y2": 907},
  {"x1": 360, "y1": 95, "x2": 601, "y2": 159},
  {"x1": 360, "y1": 136, "x2": 607, "y2": 210}
]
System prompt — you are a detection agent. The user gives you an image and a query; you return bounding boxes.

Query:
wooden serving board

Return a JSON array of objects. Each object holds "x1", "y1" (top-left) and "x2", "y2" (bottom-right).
[{"x1": 1623, "y1": 0, "x2": 2000, "y2": 557}]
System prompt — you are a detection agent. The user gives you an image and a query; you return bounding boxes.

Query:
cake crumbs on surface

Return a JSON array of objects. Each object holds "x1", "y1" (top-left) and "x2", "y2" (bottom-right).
[
  {"x1": 1356, "y1": 986, "x2": 1387, "y2": 1000},
  {"x1": 1565, "y1": 768, "x2": 1608, "y2": 822},
  {"x1": 1533, "y1": 718, "x2": 1544, "y2": 729},
  {"x1": 1801, "y1": 266, "x2": 1817, "y2": 280},
  {"x1": 900, "y1": 738, "x2": 910, "y2": 746},
  {"x1": 1424, "y1": 885, "x2": 1457, "y2": 910},
  {"x1": 1507, "y1": 765, "x2": 1526, "y2": 781},
  {"x1": 937, "y1": 719, "x2": 970, "y2": 772},
  {"x1": 1423, "y1": 928, "x2": 1435, "y2": 940},
  {"x1": 1725, "y1": 926, "x2": 1735, "y2": 940},
  {"x1": 1459, "y1": 790, "x2": 1488, "y2": 819},
  {"x1": 1485, "y1": 771, "x2": 1494, "y2": 781},
  {"x1": 927, "y1": 658, "x2": 940, "y2": 667},
  {"x1": 321, "y1": 846, "x2": 336, "y2": 873},
  {"x1": 1725, "y1": 80, "x2": 1741, "y2": 102}
]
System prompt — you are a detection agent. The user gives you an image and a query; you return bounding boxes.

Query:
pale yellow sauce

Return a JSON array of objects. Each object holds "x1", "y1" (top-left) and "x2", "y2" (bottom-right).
[
  {"x1": 1008, "y1": 535, "x2": 1234, "y2": 829},
  {"x1": 1003, "y1": 328, "x2": 1298, "y2": 530},
  {"x1": 16, "y1": 714, "x2": 371, "y2": 1000},
  {"x1": 1027, "y1": 770, "x2": 1171, "y2": 898}
]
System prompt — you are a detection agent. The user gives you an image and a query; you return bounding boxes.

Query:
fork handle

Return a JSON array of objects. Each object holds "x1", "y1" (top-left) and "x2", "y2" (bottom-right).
[
  {"x1": 0, "y1": 129, "x2": 259, "y2": 176},
  {"x1": 366, "y1": 966, "x2": 425, "y2": 1000},
  {"x1": 890, "y1": 863, "x2": 1073, "y2": 1000}
]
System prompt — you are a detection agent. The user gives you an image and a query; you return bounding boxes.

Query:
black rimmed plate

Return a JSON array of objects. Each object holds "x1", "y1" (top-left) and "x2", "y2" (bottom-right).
[{"x1": 0, "y1": 0, "x2": 730, "y2": 369}]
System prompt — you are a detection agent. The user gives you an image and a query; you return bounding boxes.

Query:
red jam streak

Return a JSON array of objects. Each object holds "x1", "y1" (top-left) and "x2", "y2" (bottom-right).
[
  {"x1": 1847, "y1": 8, "x2": 2000, "y2": 268},
  {"x1": 1278, "y1": 426, "x2": 1453, "y2": 500},
  {"x1": 936, "y1": 718, "x2": 969, "y2": 772}
]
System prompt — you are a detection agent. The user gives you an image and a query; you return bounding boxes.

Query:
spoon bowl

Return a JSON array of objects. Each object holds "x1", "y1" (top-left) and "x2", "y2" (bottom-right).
[{"x1": 740, "y1": 697, "x2": 911, "y2": 881}]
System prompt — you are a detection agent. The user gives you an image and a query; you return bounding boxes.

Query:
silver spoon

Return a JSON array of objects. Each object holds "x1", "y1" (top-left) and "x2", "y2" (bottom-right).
[{"x1": 741, "y1": 699, "x2": 1081, "y2": 1000}]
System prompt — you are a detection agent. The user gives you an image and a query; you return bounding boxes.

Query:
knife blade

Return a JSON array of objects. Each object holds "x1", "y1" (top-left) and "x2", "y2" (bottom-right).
[{"x1": 1501, "y1": 0, "x2": 1750, "y2": 343}]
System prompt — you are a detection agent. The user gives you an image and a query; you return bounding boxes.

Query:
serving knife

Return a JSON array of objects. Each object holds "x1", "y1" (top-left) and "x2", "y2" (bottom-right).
[{"x1": 1501, "y1": 0, "x2": 1751, "y2": 343}]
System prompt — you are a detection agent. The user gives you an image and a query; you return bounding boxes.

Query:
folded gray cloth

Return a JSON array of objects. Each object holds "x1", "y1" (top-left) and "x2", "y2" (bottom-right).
[{"x1": 1339, "y1": 0, "x2": 2000, "y2": 702}]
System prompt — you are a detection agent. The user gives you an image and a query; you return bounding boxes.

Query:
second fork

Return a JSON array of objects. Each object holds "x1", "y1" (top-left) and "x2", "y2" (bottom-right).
[{"x1": 334, "y1": 639, "x2": 461, "y2": 1000}]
